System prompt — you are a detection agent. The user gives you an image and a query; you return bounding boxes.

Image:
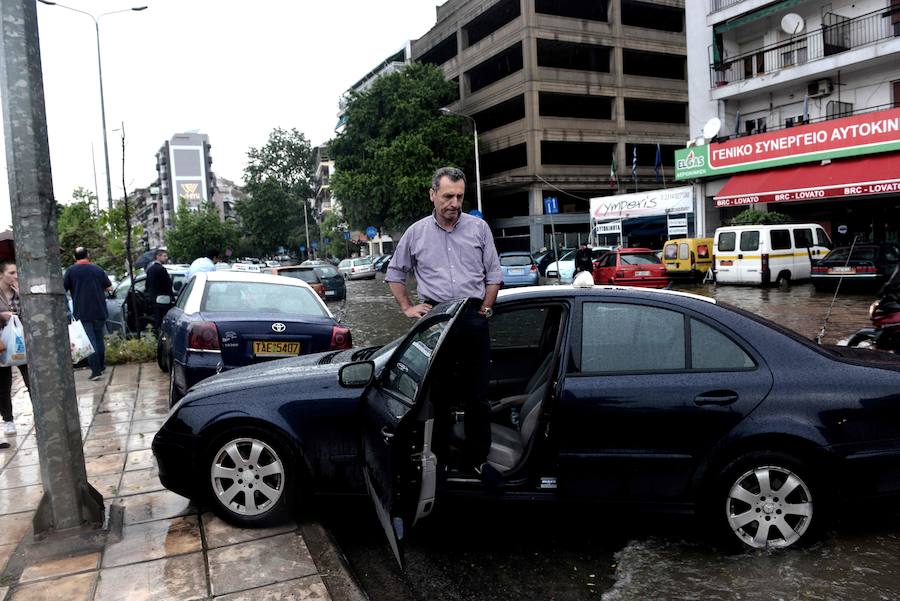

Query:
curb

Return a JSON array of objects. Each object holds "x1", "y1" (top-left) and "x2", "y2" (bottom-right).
[{"x1": 301, "y1": 522, "x2": 368, "y2": 601}]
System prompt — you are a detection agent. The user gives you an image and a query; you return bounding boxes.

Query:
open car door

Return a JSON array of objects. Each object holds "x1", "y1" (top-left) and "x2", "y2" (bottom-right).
[{"x1": 362, "y1": 299, "x2": 469, "y2": 567}]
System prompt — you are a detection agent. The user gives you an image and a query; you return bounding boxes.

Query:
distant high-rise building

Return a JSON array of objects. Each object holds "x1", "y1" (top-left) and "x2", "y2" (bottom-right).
[{"x1": 212, "y1": 175, "x2": 244, "y2": 224}]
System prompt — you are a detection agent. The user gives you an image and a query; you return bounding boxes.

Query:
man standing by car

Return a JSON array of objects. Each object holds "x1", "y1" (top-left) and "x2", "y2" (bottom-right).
[
  {"x1": 574, "y1": 241, "x2": 593, "y2": 274},
  {"x1": 63, "y1": 247, "x2": 112, "y2": 381},
  {"x1": 386, "y1": 167, "x2": 503, "y2": 484},
  {"x1": 187, "y1": 248, "x2": 220, "y2": 279},
  {"x1": 145, "y1": 249, "x2": 173, "y2": 332}
]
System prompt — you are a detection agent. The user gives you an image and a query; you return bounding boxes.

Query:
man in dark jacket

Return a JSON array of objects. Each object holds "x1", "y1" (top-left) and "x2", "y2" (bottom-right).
[
  {"x1": 63, "y1": 247, "x2": 112, "y2": 380},
  {"x1": 145, "y1": 249, "x2": 173, "y2": 332},
  {"x1": 574, "y1": 241, "x2": 593, "y2": 274}
]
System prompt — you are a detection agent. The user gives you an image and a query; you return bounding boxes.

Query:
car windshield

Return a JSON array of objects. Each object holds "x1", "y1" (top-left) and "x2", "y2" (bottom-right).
[
  {"x1": 276, "y1": 269, "x2": 319, "y2": 284},
  {"x1": 339, "y1": 260, "x2": 350, "y2": 268},
  {"x1": 621, "y1": 253, "x2": 660, "y2": 265},
  {"x1": 559, "y1": 250, "x2": 577, "y2": 262},
  {"x1": 201, "y1": 281, "x2": 327, "y2": 316},
  {"x1": 500, "y1": 254, "x2": 532, "y2": 267},
  {"x1": 315, "y1": 266, "x2": 339, "y2": 278},
  {"x1": 824, "y1": 248, "x2": 877, "y2": 262},
  {"x1": 354, "y1": 258, "x2": 373, "y2": 266}
]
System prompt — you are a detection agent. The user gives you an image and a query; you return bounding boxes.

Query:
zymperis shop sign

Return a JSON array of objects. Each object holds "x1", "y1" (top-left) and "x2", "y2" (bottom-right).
[{"x1": 675, "y1": 107, "x2": 900, "y2": 180}]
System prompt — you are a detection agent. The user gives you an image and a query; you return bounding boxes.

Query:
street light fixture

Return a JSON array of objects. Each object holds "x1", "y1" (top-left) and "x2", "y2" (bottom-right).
[
  {"x1": 37, "y1": 0, "x2": 148, "y2": 212},
  {"x1": 440, "y1": 107, "x2": 482, "y2": 216}
]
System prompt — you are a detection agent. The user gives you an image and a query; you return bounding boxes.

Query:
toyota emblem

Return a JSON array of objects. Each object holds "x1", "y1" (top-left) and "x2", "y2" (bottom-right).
[{"x1": 271, "y1": 322, "x2": 286, "y2": 333}]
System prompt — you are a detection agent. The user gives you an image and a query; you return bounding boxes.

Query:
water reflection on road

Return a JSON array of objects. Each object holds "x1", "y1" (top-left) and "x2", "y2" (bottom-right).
[{"x1": 327, "y1": 276, "x2": 897, "y2": 601}]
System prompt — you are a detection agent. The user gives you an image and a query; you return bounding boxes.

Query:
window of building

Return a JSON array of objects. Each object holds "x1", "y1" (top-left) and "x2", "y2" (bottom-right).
[
  {"x1": 537, "y1": 39, "x2": 610, "y2": 72},
  {"x1": 464, "y1": 0, "x2": 520, "y2": 47},
  {"x1": 418, "y1": 34, "x2": 458, "y2": 67},
  {"x1": 623, "y1": 49, "x2": 686, "y2": 80},
  {"x1": 539, "y1": 92, "x2": 612, "y2": 119},
  {"x1": 621, "y1": 0, "x2": 683, "y2": 32},
  {"x1": 624, "y1": 99, "x2": 686, "y2": 124},
  {"x1": 826, "y1": 101, "x2": 853, "y2": 120},
  {"x1": 480, "y1": 143, "x2": 528, "y2": 177},
  {"x1": 541, "y1": 141, "x2": 615, "y2": 166},
  {"x1": 466, "y1": 42, "x2": 524, "y2": 93},
  {"x1": 535, "y1": 0, "x2": 609, "y2": 22},
  {"x1": 770, "y1": 229, "x2": 792, "y2": 250},
  {"x1": 472, "y1": 95, "x2": 526, "y2": 132},
  {"x1": 894, "y1": 80, "x2": 900, "y2": 108}
]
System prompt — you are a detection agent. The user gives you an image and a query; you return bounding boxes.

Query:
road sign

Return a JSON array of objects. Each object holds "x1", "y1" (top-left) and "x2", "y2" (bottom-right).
[
  {"x1": 668, "y1": 217, "x2": 688, "y2": 228},
  {"x1": 343, "y1": 231, "x2": 351, "y2": 241},
  {"x1": 299, "y1": 245, "x2": 306, "y2": 253},
  {"x1": 311, "y1": 240, "x2": 318, "y2": 249},
  {"x1": 668, "y1": 226, "x2": 688, "y2": 236},
  {"x1": 543, "y1": 197, "x2": 559, "y2": 215},
  {"x1": 366, "y1": 226, "x2": 378, "y2": 238},
  {"x1": 469, "y1": 209, "x2": 483, "y2": 219},
  {"x1": 595, "y1": 220, "x2": 622, "y2": 235}
]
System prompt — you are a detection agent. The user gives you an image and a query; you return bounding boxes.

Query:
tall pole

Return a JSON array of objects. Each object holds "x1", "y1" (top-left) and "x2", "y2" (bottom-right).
[
  {"x1": 0, "y1": 0, "x2": 104, "y2": 533},
  {"x1": 95, "y1": 20, "x2": 113, "y2": 211},
  {"x1": 118, "y1": 123, "x2": 137, "y2": 333},
  {"x1": 303, "y1": 199, "x2": 311, "y2": 259},
  {"x1": 91, "y1": 142, "x2": 100, "y2": 215},
  {"x1": 472, "y1": 121, "x2": 482, "y2": 215}
]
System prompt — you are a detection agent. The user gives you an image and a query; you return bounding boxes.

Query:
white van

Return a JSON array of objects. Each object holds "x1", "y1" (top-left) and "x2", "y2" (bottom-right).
[{"x1": 713, "y1": 224, "x2": 832, "y2": 286}]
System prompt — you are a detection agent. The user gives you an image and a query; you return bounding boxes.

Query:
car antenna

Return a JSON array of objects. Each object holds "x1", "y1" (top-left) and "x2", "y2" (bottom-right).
[{"x1": 815, "y1": 234, "x2": 860, "y2": 345}]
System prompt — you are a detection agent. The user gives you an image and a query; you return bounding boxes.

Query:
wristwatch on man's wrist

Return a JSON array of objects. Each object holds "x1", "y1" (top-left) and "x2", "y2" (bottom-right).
[{"x1": 480, "y1": 306, "x2": 493, "y2": 318}]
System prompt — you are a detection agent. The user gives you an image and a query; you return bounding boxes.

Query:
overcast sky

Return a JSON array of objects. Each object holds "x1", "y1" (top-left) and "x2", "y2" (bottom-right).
[{"x1": 0, "y1": 0, "x2": 444, "y2": 229}]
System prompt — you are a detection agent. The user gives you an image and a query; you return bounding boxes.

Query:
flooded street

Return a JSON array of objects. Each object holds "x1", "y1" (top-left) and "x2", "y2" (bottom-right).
[{"x1": 324, "y1": 275, "x2": 899, "y2": 601}]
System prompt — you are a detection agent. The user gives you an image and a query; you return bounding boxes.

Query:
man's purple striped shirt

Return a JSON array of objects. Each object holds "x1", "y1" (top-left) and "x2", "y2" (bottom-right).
[{"x1": 385, "y1": 212, "x2": 502, "y2": 303}]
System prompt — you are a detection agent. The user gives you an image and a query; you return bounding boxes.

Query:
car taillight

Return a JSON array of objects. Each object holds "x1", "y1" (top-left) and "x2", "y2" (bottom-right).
[
  {"x1": 857, "y1": 265, "x2": 877, "y2": 273},
  {"x1": 697, "y1": 245, "x2": 709, "y2": 258},
  {"x1": 811, "y1": 265, "x2": 827, "y2": 273},
  {"x1": 530, "y1": 263, "x2": 538, "y2": 272},
  {"x1": 315, "y1": 284, "x2": 326, "y2": 298},
  {"x1": 351, "y1": 267, "x2": 356, "y2": 273},
  {"x1": 188, "y1": 321, "x2": 220, "y2": 351},
  {"x1": 761, "y1": 253, "x2": 769, "y2": 272},
  {"x1": 331, "y1": 325, "x2": 352, "y2": 350}
]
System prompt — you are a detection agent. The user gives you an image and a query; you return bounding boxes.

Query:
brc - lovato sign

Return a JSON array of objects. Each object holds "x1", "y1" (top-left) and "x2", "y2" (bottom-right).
[{"x1": 675, "y1": 107, "x2": 900, "y2": 180}]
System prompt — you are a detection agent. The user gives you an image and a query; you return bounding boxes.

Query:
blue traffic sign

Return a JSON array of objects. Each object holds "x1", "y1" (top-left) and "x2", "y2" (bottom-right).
[
  {"x1": 324, "y1": 237, "x2": 331, "y2": 244},
  {"x1": 543, "y1": 197, "x2": 559, "y2": 215},
  {"x1": 366, "y1": 226, "x2": 378, "y2": 238},
  {"x1": 342, "y1": 231, "x2": 351, "y2": 241},
  {"x1": 469, "y1": 209, "x2": 483, "y2": 219},
  {"x1": 311, "y1": 240, "x2": 318, "y2": 249},
  {"x1": 299, "y1": 245, "x2": 306, "y2": 253}
]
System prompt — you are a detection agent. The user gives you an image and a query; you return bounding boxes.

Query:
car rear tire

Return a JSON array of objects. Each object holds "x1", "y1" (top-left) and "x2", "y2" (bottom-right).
[
  {"x1": 156, "y1": 338, "x2": 167, "y2": 372},
  {"x1": 204, "y1": 428, "x2": 297, "y2": 527},
  {"x1": 168, "y1": 363, "x2": 183, "y2": 407},
  {"x1": 710, "y1": 451, "x2": 823, "y2": 551}
]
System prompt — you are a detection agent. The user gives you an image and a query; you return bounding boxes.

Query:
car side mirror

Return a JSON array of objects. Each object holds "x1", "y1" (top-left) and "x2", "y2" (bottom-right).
[
  {"x1": 155, "y1": 295, "x2": 172, "y2": 305},
  {"x1": 338, "y1": 361, "x2": 374, "y2": 388}
]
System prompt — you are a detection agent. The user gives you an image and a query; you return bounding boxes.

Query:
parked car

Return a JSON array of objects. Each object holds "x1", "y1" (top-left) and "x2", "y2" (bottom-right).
[
  {"x1": 377, "y1": 255, "x2": 391, "y2": 273},
  {"x1": 592, "y1": 248, "x2": 669, "y2": 288},
  {"x1": 544, "y1": 249, "x2": 575, "y2": 280},
  {"x1": 812, "y1": 243, "x2": 900, "y2": 291},
  {"x1": 373, "y1": 254, "x2": 392, "y2": 272},
  {"x1": 534, "y1": 248, "x2": 571, "y2": 277},
  {"x1": 153, "y1": 284, "x2": 900, "y2": 560},
  {"x1": 300, "y1": 259, "x2": 332, "y2": 267},
  {"x1": 498, "y1": 251, "x2": 539, "y2": 288},
  {"x1": 313, "y1": 264, "x2": 347, "y2": 300},
  {"x1": 338, "y1": 257, "x2": 376, "y2": 280},
  {"x1": 266, "y1": 266, "x2": 327, "y2": 299},
  {"x1": 663, "y1": 238, "x2": 714, "y2": 282},
  {"x1": 157, "y1": 271, "x2": 351, "y2": 405},
  {"x1": 546, "y1": 247, "x2": 612, "y2": 282},
  {"x1": 713, "y1": 224, "x2": 832, "y2": 286},
  {"x1": 105, "y1": 266, "x2": 189, "y2": 335}
]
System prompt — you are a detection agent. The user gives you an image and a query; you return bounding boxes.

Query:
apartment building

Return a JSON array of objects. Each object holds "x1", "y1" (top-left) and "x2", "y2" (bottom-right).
[
  {"x1": 681, "y1": 0, "x2": 900, "y2": 245},
  {"x1": 211, "y1": 175, "x2": 243, "y2": 224},
  {"x1": 412, "y1": 0, "x2": 688, "y2": 251}
]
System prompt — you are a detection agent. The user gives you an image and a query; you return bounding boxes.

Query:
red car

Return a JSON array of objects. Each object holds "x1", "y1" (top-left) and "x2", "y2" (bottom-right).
[{"x1": 592, "y1": 248, "x2": 669, "y2": 288}]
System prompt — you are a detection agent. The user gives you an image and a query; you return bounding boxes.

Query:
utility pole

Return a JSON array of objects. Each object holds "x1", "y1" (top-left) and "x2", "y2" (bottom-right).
[
  {"x1": 0, "y1": 0, "x2": 104, "y2": 533},
  {"x1": 303, "y1": 199, "x2": 311, "y2": 260},
  {"x1": 117, "y1": 123, "x2": 138, "y2": 332}
]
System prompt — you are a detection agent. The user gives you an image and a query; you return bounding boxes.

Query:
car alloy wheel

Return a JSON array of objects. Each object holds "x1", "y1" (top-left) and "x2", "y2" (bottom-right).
[
  {"x1": 210, "y1": 436, "x2": 286, "y2": 520},
  {"x1": 725, "y1": 464, "x2": 813, "y2": 549}
]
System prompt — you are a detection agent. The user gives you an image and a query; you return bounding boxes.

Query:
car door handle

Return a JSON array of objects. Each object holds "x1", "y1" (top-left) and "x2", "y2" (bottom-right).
[
  {"x1": 381, "y1": 426, "x2": 395, "y2": 444},
  {"x1": 694, "y1": 391, "x2": 739, "y2": 406}
]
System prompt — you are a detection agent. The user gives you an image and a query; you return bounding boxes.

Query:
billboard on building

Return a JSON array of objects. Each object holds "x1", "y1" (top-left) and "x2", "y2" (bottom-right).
[{"x1": 590, "y1": 186, "x2": 693, "y2": 221}]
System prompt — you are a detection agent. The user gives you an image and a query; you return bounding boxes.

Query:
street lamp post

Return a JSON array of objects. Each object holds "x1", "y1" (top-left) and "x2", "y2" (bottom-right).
[
  {"x1": 37, "y1": 1, "x2": 147, "y2": 211},
  {"x1": 440, "y1": 107, "x2": 482, "y2": 216}
]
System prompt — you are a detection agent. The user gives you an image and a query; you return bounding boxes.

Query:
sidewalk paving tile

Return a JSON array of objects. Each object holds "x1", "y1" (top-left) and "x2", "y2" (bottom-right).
[
  {"x1": 202, "y1": 513, "x2": 297, "y2": 549},
  {"x1": 8, "y1": 571, "x2": 96, "y2": 601},
  {"x1": 87, "y1": 422, "x2": 132, "y2": 439},
  {"x1": 91, "y1": 410, "x2": 133, "y2": 425},
  {"x1": 19, "y1": 551, "x2": 100, "y2": 583},
  {"x1": 0, "y1": 586, "x2": 7, "y2": 600},
  {"x1": 117, "y1": 490, "x2": 195, "y2": 525},
  {"x1": 0, "y1": 484, "x2": 43, "y2": 515},
  {"x1": 118, "y1": 467, "x2": 164, "y2": 496},
  {"x1": 1, "y1": 447, "x2": 40, "y2": 469},
  {"x1": 212, "y1": 575, "x2": 330, "y2": 601},
  {"x1": 0, "y1": 465, "x2": 41, "y2": 489},
  {"x1": 0, "y1": 542, "x2": 16, "y2": 572},
  {"x1": 85, "y1": 452, "x2": 127, "y2": 477},
  {"x1": 126, "y1": 432, "x2": 153, "y2": 451},
  {"x1": 94, "y1": 551, "x2": 208, "y2": 601},
  {"x1": 124, "y1": 449, "x2": 156, "y2": 472},
  {"x1": 82, "y1": 437, "x2": 127, "y2": 457},
  {"x1": 0, "y1": 512, "x2": 32, "y2": 545},
  {"x1": 207, "y1": 532, "x2": 317, "y2": 597},
  {"x1": 102, "y1": 515, "x2": 201, "y2": 568},
  {"x1": 88, "y1": 473, "x2": 122, "y2": 498},
  {"x1": 130, "y1": 418, "x2": 165, "y2": 434}
]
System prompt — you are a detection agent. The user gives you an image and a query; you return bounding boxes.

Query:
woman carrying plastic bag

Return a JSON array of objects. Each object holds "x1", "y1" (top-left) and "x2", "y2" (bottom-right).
[{"x1": 0, "y1": 260, "x2": 29, "y2": 436}]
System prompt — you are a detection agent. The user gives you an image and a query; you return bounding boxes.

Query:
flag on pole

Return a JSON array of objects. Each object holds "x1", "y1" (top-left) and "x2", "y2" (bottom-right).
[
  {"x1": 609, "y1": 151, "x2": 618, "y2": 189},
  {"x1": 631, "y1": 146, "x2": 638, "y2": 192},
  {"x1": 734, "y1": 109, "x2": 742, "y2": 136},
  {"x1": 802, "y1": 94, "x2": 809, "y2": 124},
  {"x1": 654, "y1": 144, "x2": 662, "y2": 183}
]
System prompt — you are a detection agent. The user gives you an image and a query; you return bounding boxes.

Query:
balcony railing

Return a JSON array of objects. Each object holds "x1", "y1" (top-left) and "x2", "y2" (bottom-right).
[
  {"x1": 709, "y1": 0, "x2": 745, "y2": 13},
  {"x1": 713, "y1": 103, "x2": 898, "y2": 142},
  {"x1": 710, "y1": 7, "x2": 900, "y2": 88}
]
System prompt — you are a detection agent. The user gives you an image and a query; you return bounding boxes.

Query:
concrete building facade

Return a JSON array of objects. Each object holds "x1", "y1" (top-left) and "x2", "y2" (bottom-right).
[
  {"x1": 412, "y1": 0, "x2": 689, "y2": 251},
  {"x1": 683, "y1": 0, "x2": 900, "y2": 244},
  {"x1": 211, "y1": 175, "x2": 243, "y2": 224}
]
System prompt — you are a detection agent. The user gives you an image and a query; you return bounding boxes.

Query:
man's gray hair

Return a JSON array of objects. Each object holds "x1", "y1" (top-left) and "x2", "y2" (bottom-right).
[{"x1": 431, "y1": 167, "x2": 466, "y2": 191}]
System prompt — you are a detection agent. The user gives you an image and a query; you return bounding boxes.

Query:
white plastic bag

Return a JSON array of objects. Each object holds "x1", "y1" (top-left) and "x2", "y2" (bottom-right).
[
  {"x1": 68, "y1": 319, "x2": 95, "y2": 364},
  {"x1": 0, "y1": 315, "x2": 27, "y2": 366}
]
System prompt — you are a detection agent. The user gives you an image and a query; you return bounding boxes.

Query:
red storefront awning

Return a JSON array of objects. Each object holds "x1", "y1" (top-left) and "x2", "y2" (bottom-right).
[{"x1": 714, "y1": 153, "x2": 900, "y2": 208}]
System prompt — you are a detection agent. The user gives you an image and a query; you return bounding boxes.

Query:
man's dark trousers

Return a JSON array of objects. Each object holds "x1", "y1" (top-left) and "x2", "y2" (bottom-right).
[
  {"x1": 83, "y1": 319, "x2": 107, "y2": 377},
  {"x1": 447, "y1": 305, "x2": 492, "y2": 467}
]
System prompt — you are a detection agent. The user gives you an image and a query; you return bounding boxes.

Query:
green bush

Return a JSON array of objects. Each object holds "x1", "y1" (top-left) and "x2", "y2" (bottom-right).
[
  {"x1": 105, "y1": 330, "x2": 157, "y2": 365},
  {"x1": 731, "y1": 209, "x2": 790, "y2": 225}
]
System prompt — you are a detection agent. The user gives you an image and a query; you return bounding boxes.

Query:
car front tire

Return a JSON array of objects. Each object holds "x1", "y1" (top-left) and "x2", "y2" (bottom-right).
[
  {"x1": 204, "y1": 428, "x2": 296, "y2": 527},
  {"x1": 168, "y1": 362, "x2": 183, "y2": 407},
  {"x1": 157, "y1": 337, "x2": 167, "y2": 372},
  {"x1": 712, "y1": 451, "x2": 822, "y2": 551}
]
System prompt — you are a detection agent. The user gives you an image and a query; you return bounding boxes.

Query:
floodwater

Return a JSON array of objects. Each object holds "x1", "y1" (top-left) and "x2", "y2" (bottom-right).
[{"x1": 326, "y1": 275, "x2": 899, "y2": 601}]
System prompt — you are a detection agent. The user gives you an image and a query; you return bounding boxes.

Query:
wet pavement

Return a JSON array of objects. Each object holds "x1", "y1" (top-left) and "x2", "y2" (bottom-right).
[{"x1": 321, "y1": 275, "x2": 900, "y2": 601}]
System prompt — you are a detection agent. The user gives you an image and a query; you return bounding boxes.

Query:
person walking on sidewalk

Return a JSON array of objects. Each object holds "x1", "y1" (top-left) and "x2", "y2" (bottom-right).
[
  {"x1": 0, "y1": 260, "x2": 28, "y2": 435},
  {"x1": 63, "y1": 247, "x2": 112, "y2": 381},
  {"x1": 145, "y1": 249, "x2": 173, "y2": 332},
  {"x1": 187, "y1": 248, "x2": 220, "y2": 280},
  {"x1": 385, "y1": 166, "x2": 503, "y2": 484},
  {"x1": 574, "y1": 241, "x2": 593, "y2": 275}
]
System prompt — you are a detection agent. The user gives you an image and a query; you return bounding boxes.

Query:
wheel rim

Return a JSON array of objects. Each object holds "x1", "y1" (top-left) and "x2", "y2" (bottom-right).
[
  {"x1": 726, "y1": 465, "x2": 813, "y2": 549},
  {"x1": 210, "y1": 437, "x2": 285, "y2": 517}
]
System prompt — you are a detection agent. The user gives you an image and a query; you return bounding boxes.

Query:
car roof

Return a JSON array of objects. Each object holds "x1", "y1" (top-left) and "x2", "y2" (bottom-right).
[
  {"x1": 496, "y1": 285, "x2": 716, "y2": 304},
  {"x1": 499, "y1": 251, "x2": 532, "y2": 256},
  {"x1": 195, "y1": 271, "x2": 314, "y2": 288}
]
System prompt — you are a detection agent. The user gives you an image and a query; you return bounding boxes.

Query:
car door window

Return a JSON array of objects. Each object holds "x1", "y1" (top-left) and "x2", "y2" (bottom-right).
[
  {"x1": 717, "y1": 232, "x2": 736, "y2": 252},
  {"x1": 815, "y1": 228, "x2": 832, "y2": 249},
  {"x1": 793, "y1": 228, "x2": 814, "y2": 248},
  {"x1": 678, "y1": 243, "x2": 689, "y2": 260},
  {"x1": 599, "y1": 254, "x2": 614, "y2": 268},
  {"x1": 175, "y1": 278, "x2": 195, "y2": 310},
  {"x1": 770, "y1": 229, "x2": 791, "y2": 250},
  {"x1": 581, "y1": 303, "x2": 685, "y2": 373},
  {"x1": 739, "y1": 231, "x2": 759, "y2": 252},
  {"x1": 114, "y1": 278, "x2": 132, "y2": 300},
  {"x1": 690, "y1": 319, "x2": 754, "y2": 370},
  {"x1": 490, "y1": 306, "x2": 547, "y2": 350},
  {"x1": 664, "y1": 244, "x2": 677, "y2": 260},
  {"x1": 382, "y1": 319, "x2": 450, "y2": 404}
]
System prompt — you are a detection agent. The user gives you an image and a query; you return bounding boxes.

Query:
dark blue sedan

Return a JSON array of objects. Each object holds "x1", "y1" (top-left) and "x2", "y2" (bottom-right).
[
  {"x1": 153, "y1": 284, "x2": 900, "y2": 561},
  {"x1": 157, "y1": 271, "x2": 351, "y2": 405}
]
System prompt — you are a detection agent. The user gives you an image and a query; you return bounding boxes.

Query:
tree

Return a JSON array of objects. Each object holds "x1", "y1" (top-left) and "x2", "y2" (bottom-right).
[
  {"x1": 240, "y1": 128, "x2": 318, "y2": 254},
  {"x1": 731, "y1": 209, "x2": 790, "y2": 225},
  {"x1": 320, "y1": 210, "x2": 350, "y2": 259},
  {"x1": 57, "y1": 201, "x2": 104, "y2": 268},
  {"x1": 71, "y1": 186, "x2": 98, "y2": 213},
  {"x1": 330, "y1": 62, "x2": 474, "y2": 231},
  {"x1": 166, "y1": 203, "x2": 241, "y2": 263}
]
